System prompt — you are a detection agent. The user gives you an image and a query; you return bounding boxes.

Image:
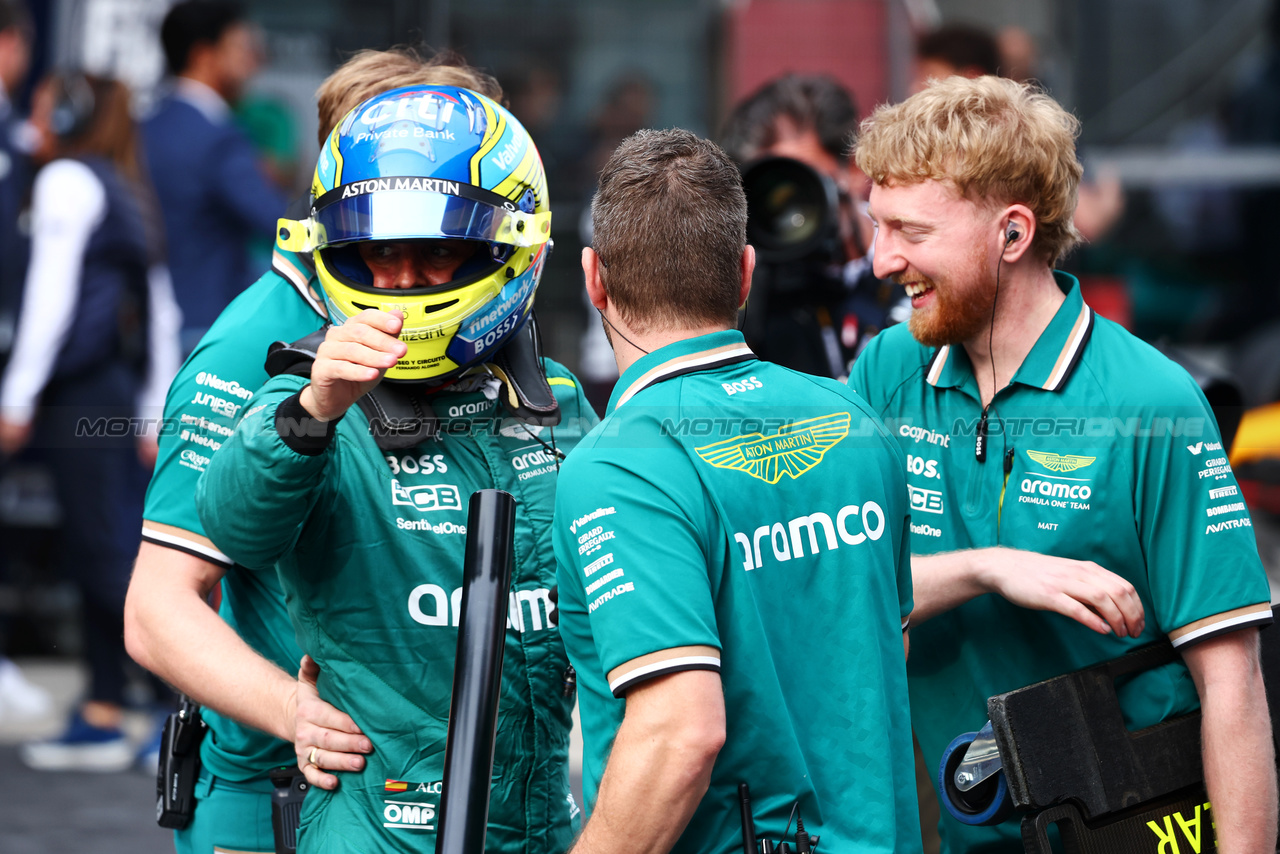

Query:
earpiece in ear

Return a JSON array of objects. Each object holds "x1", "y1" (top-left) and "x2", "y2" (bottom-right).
[{"x1": 1005, "y1": 224, "x2": 1020, "y2": 244}]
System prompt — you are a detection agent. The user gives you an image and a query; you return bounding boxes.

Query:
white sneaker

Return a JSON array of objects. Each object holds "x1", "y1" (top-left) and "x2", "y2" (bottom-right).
[
  {"x1": 0, "y1": 657, "x2": 52, "y2": 720},
  {"x1": 18, "y1": 709, "x2": 134, "y2": 773}
]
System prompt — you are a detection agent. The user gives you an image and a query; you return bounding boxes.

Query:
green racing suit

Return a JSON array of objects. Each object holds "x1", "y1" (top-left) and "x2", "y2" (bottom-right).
[{"x1": 196, "y1": 362, "x2": 596, "y2": 854}]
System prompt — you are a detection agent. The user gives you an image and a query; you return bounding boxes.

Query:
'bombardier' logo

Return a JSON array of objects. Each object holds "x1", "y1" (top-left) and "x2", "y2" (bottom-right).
[
  {"x1": 1026, "y1": 450, "x2": 1096, "y2": 473},
  {"x1": 695, "y1": 413, "x2": 850, "y2": 484}
]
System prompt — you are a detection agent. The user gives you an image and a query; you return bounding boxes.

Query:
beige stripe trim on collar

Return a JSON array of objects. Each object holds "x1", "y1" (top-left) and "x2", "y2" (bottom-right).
[{"x1": 615, "y1": 344, "x2": 754, "y2": 409}]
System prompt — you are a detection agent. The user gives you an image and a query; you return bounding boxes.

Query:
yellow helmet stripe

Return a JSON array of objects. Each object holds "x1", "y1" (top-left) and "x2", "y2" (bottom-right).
[{"x1": 470, "y1": 99, "x2": 507, "y2": 186}]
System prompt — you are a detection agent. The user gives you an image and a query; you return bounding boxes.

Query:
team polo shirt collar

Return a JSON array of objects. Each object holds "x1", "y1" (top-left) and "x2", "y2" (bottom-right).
[
  {"x1": 606, "y1": 329, "x2": 756, "y2": 415},
  {"x1": 271, "y1": 247, "x2": 325, "y2": 318},
  {"x1": 926, "y1": 271, "x2": 1094, "y2": 393}
]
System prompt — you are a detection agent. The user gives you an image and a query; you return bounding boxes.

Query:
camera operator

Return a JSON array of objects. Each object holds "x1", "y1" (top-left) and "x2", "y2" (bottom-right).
[{"x1": 722, "y1": 74, "x2": 908, "y2": 379}]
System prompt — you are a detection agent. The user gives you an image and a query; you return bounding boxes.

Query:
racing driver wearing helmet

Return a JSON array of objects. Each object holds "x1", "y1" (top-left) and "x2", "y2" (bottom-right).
[{"x1": 195, "y1": 85, "x2": 596, "y2": 853}]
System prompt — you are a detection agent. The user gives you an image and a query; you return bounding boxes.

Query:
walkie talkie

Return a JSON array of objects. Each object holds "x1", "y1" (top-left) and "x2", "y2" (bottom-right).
[{"x1": 156, "y1": 695, "x2": 207, "y2": 829}]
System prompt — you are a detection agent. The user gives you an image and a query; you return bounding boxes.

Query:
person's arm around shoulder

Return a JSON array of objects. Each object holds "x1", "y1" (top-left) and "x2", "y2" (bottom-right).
[
  {"x1": 123, "y1": 545, "x2": 371, "y2": 790},
  {"x1": 1181, "y1": 629, "x2": 1276, "y2": 851},
  {"x1": 571, "y1": 670, "x2": 725, "y2": 854}
]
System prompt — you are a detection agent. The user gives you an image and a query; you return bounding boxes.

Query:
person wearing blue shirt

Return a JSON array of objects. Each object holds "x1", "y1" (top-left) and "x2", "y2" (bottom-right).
[{"x1": 142, "y1": 0, "x2": 284, "y2": 353}]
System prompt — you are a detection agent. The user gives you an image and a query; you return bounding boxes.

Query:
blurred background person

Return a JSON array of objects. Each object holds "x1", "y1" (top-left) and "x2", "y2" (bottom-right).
[
  {"x1": 911, "y1": 22, "x2": 1001, "y2": 93},
  {"x1": 0, "y1": 70, "x2": 177, "y2": 772},
  {"x1": 721, "y1": 73, "x2": 906, "y2": 378},
  {"x1": 0, "y1": 0, "x2": 51, "y2": 727},
  {"x1": 0, "y1": 0, "x2": 30, "y2": 365},
  {"x1": 143, "y1": 0, "x2": 284, "y2": 355}
]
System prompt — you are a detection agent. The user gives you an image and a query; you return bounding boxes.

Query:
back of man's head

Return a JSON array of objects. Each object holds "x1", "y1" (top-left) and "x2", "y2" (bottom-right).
[
  {"x1": 592, "y1": 128, "x2": 746, "y2": 332},
  {"x1": 314, "y1": 47, "x2": 502, "y2": 146},
  {"x1": 0, "y1": 0, "x2": 28, "y2": 33},
  {"x1": 720, "y1": 74, "x2": 858, "y2": 165},
  {"x1": 855, "y1": 75, "x2": 1082, "y2": 265},
  {"x1": 160, "y1": 0, "x2": 243, "y2": 77},
  {"x1": 0, "y1": 0, "x2": 31, "y2": 96},
  {"x1": 916, "y1": 24, "x2": 1002, "y2": 78}
]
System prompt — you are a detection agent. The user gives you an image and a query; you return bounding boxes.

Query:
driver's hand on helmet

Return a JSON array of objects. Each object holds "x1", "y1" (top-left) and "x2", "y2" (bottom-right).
[{"x1": 300, "y1": 309, "x2": 407, "y2": 422}]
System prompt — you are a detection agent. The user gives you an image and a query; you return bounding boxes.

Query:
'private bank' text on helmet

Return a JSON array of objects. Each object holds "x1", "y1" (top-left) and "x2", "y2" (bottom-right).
[{"x1": 276, "y1": 84, "x2": 551, "y2": 382}]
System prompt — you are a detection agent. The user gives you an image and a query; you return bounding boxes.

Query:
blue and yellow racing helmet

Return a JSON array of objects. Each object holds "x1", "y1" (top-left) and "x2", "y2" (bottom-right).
[{"x1": 276, "y1": 85, "x2": 552, "y2": 382}]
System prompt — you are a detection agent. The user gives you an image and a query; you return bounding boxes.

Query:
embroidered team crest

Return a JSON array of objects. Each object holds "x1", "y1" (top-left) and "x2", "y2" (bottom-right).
[
  {"x1": 695, "y1": 413, "x2": 850, "y2": 484},
  {"x1": 1026, "y1": 450, "x2": 1096, "y2": 473}
]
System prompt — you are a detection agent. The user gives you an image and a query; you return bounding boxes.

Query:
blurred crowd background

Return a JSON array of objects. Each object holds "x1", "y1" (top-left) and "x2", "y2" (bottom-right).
[{"x1": 2, "y1": 0, "x2": 1280, "y2": 850}]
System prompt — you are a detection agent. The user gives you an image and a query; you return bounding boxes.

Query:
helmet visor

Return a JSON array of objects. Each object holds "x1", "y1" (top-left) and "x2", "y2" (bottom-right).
[{"x1": 313, "y1": 190, "x2": 548, "y2": 249}]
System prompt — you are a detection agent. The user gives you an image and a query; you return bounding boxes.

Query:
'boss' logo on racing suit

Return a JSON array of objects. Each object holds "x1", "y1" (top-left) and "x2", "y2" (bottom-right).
[{"x1": 391, "y1": 479, "x2": 462, "y2": 512}]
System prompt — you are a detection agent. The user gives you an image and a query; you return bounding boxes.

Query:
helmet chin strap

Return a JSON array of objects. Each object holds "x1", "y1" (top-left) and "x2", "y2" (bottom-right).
[{"x1": 485, "y1": 320, "x2": 561, "y2": 426}]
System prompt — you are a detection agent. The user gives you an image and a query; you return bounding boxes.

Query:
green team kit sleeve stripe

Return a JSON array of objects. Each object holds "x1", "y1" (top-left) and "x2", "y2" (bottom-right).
[
  {"x1": 556, "y1": 444, "x2": 724, "y2": 694},
  {"x1": 140, "y1": 521, "x2": 232, "y2": 566}
]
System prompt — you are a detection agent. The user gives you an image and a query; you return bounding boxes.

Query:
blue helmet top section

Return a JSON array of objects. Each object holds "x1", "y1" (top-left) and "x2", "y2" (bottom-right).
[{"x1": 332, "y1": 86, "x2": 489, "y2": 189}]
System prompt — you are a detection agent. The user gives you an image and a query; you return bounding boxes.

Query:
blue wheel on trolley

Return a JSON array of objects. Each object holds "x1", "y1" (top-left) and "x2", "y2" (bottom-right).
[{"x1": 937, "y1": 731, "x2": 1014, "y2": 826}]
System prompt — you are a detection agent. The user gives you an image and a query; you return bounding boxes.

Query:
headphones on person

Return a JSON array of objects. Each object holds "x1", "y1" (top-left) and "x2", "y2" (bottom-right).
[
  {"x1": 1005, "y1": 223, "x2": 1020, "y2": 244},
  {"x1": 49, "y1": 73, "x2": 97, "y2": 143}
]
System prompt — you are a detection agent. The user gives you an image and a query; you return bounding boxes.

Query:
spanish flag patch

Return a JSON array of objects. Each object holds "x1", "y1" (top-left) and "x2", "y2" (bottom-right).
[{"x1": 385, "y1": 779, "x2": 409, "y2": 792}]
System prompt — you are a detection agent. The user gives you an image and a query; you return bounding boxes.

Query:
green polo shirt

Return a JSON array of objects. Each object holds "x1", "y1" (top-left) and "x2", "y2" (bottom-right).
[
  {"x1": 142, "y1": 249, "x2": 326, "y2": 782},
  {"x1": 555, "y1": 330, "x2": 922, "y2": 854},
  {"x1": 849, "y1": 272, "x2": 1272, "y2": 853}
]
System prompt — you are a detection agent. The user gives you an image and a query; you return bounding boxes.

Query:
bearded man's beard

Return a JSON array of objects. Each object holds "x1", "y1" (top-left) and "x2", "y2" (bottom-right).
[{"x1": 905, "y1": 271, "x2": 998, "y2": 347}]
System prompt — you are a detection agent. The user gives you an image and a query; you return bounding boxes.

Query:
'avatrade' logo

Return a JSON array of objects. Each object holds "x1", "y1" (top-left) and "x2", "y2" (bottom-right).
[
  {"x1": 1026, "y1": 450, "x2": 1096, "y2": 473},
  {"x1": 391, "y1": 480, "x2": 462, "y2": 512},
  {"x1": 695, "y1": 413, "x2": 850, "y2": 484}
]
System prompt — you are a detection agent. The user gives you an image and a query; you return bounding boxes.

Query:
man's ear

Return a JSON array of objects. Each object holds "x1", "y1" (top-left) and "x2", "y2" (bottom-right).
[
  {"x1": 583, "y1": 247, "x2": 608, "y2": 311},
  {"x1": 739, "y1": 244, "x2": 756, "y2": 308}
]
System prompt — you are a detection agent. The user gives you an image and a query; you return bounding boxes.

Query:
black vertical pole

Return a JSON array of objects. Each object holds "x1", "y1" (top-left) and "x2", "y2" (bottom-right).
[{"x1": 435, "y1": 489, "x2": 517, "y2": 854}]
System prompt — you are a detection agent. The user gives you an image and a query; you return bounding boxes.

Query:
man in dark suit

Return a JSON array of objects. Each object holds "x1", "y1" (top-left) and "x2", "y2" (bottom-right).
[
  {"x1": 143, "y1": 0, "x2": 284, "y2": 354},
  {"x1": 0, "y1": 0, "x2": 31, "y2": 367}
]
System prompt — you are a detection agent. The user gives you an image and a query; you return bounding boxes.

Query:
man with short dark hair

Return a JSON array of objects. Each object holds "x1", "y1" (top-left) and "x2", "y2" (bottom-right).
[
  {"x1": 142, "y1": 0, "x2": 284, "y2": 353},
  {"x1": 912, "y1": 24, "x2": 1002, "y2": 93},
  {"x1": 554, "y1": 128, "x2": 921, "y2": 854}
]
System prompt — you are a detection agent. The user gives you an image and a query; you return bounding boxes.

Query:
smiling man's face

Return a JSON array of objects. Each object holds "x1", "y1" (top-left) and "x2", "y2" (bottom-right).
[{"x1": 867, "y1": 179, "x2": 1001, "y2": 347}]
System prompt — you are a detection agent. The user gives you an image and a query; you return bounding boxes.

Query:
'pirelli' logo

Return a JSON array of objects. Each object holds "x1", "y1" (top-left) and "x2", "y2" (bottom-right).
[{"x1": 694, "y1": 413, "x2": 850, "y2": 484}]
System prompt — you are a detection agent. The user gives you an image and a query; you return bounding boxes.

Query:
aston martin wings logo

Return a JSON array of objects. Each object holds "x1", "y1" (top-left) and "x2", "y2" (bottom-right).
[
  {"x1": 694, "y1": 413, "x2": 850, "y2": 484},
  {"x1": 1026, "y1": 450, "x2": 1097, "y2": 473}
]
